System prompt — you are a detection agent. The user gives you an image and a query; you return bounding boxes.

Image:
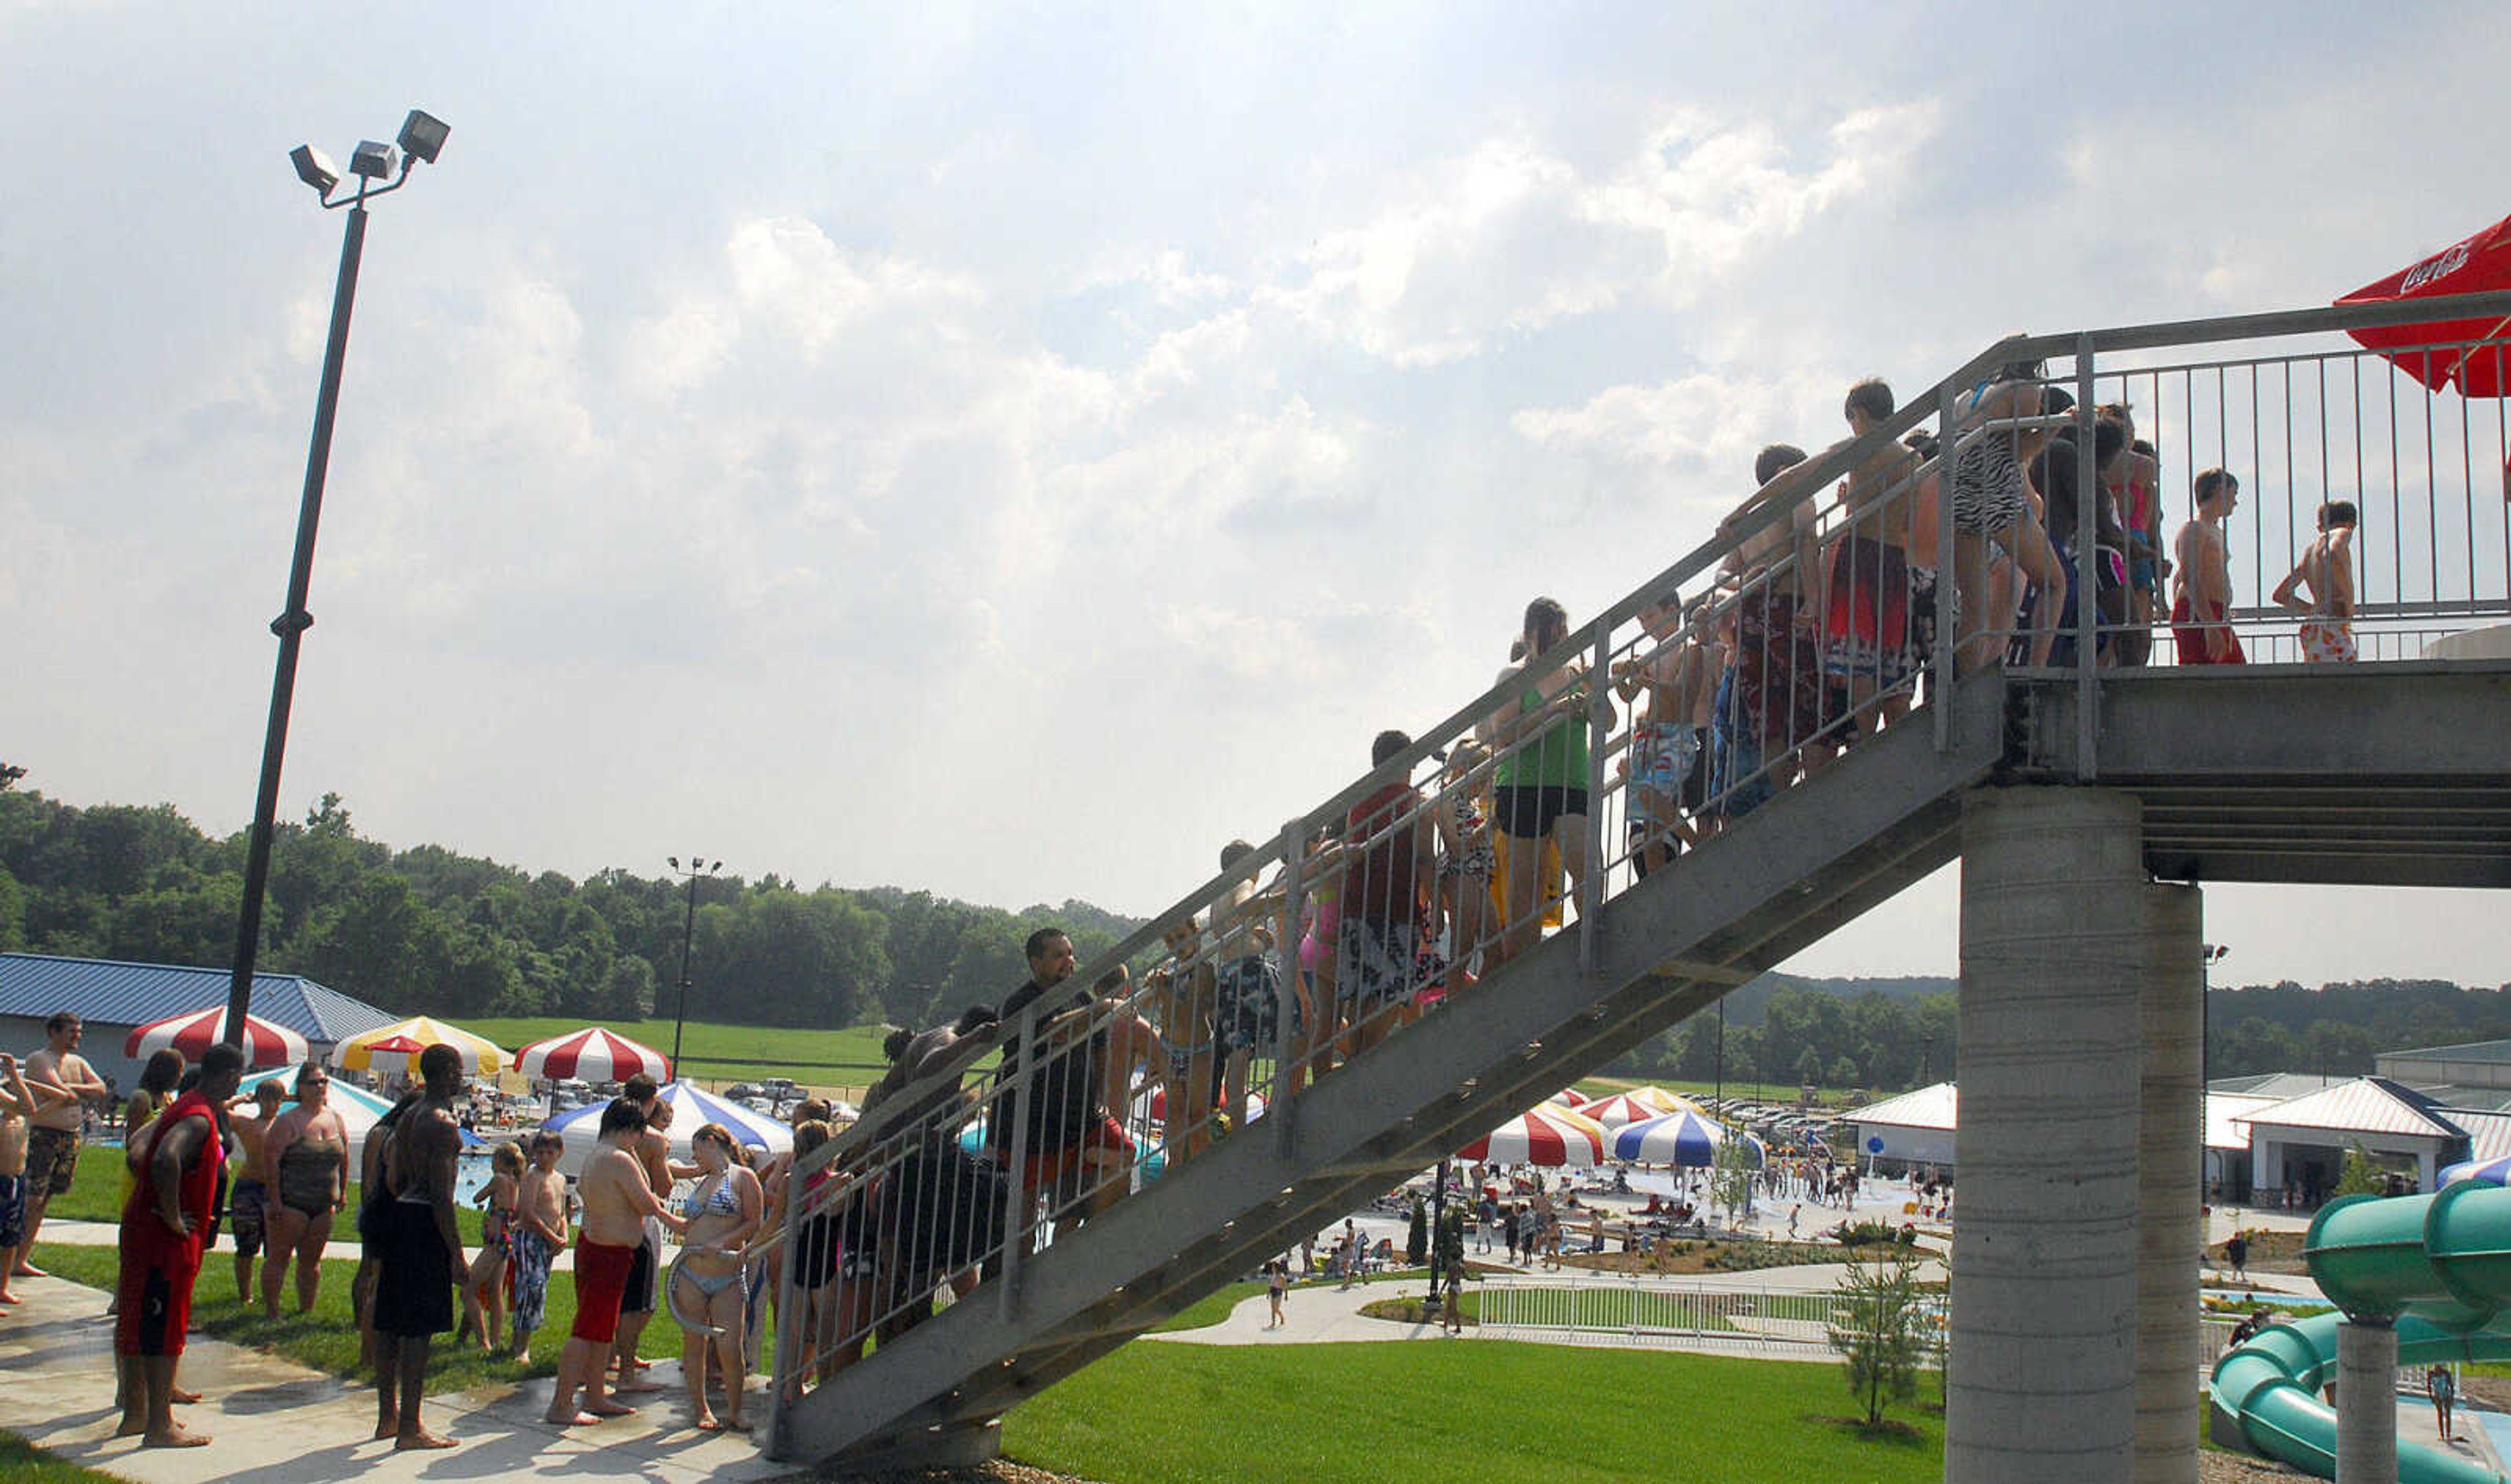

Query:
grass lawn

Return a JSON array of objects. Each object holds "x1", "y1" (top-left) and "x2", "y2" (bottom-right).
[
  {"x1": 1002, "y1": 1339, "x2": 1941, "y2": 1484},
  {"x1": 462, "y1": 1015, "x2": 906, "y2": 1092},
  {"x1": 0, "y1": 1431, "x2": 136, "y2": 1484},
  {"x1": 30, "y1": 1237, "x2": 693, "y2": 1393}
]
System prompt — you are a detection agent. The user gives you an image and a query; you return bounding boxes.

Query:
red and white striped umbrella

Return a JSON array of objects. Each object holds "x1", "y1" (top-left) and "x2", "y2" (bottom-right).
[
  {"x1": 514, "y1": 1026, "x2": 673, "y2": 1083},
  {"x1": 1458, "y1": 1105, "x2": 1609, "y2": 1167},
  {"x1": 1578, "y1": 1088, "x2": 1692, "y2": 1129},
  {"x1": 124, "y1": 1005, "x2": 310, "y2": 1070},
  {"x1": 1542, "y1": 1087, "x2": 1590, "y2": 1108}
]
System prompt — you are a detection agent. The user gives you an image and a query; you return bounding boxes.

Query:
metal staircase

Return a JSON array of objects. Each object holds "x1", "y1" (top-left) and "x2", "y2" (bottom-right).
[{"x1": 764, "y1": 290, "x2": 2511, "y2": 1472}]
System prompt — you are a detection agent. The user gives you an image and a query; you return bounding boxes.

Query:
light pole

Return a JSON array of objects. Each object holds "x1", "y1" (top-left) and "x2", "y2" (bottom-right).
[
  {"x1": 223, "y1": 110, "x2": 451, "y2": 1048},
  {"x1": 668, "y1": 856, "x2": 723, "y2": 1073}
]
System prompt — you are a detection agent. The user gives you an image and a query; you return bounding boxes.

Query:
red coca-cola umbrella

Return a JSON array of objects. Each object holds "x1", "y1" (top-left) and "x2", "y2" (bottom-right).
[{"x1": 2338, "y1": 212, "x2": 2511, "y2": 397}]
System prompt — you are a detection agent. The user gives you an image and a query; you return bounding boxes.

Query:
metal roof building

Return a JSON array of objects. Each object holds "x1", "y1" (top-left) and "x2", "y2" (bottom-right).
[
  {"x1": 2378, "y1": 1038, "x2": 2511, "y2": 1096},
  {"x1": 2232, "y1": 1076, "x2": 2473, "y2": 1198},
  {"x1": 0, "y1": 951, "x2": 398, "y2": 1096}
]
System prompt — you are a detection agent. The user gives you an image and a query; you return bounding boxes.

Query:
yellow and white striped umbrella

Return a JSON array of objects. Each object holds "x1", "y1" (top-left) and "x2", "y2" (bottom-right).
[{"x1": 337, "y1": 1015, "x2": 508, "y2": 1075}]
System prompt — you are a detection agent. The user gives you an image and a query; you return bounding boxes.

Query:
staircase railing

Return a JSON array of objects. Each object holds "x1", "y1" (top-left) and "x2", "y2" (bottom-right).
[{"x1": 761, "y1": 290, "x2": 2511, "y2": 1459}]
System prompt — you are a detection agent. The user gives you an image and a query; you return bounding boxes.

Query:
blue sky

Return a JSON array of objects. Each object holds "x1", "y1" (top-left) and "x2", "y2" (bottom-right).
[{"x1": 5, "y1": 1, "x2": 2506, "y2": 985}]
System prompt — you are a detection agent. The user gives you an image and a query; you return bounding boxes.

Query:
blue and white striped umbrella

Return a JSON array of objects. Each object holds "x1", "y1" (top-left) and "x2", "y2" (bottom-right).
[
  {"x1": 1611, "y1": 1109, "x2": 1763, "y2": 1168},
  {"x1": 2440, "y1": 1155, "x2": 2511, "y2": 1187},
  {"x1": 540, "y1": 1079, "x2": 793, "y2": 1177}
]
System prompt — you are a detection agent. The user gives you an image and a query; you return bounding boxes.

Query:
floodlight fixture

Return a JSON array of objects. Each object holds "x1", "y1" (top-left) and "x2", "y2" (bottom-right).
[
  {"x1": 290, "y1": 144, "x2": 340, "y2": 195},
  {"x1": 397, "y1": 109, "x2": 450, "y2": 165},
  {"x1": 668, "y1": 855, "x2": 681, "y2": 869},
  {"x1": 348, "y1": 140, "x2": 397, "y2": 180}
]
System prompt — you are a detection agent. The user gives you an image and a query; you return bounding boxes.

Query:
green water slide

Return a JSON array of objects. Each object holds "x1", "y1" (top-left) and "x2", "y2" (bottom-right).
[{"x1": 2210, "y1": 1185, "x2": 2511, "y2": 1483}]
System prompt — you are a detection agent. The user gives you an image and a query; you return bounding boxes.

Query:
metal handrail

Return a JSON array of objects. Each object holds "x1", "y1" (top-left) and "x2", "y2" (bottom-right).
[{"x1": 768, "y1": 293, "x2": 2511, "y2": 1431}]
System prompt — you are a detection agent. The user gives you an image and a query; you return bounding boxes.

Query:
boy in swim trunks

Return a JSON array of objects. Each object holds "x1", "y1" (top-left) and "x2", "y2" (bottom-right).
[
  {"x1": 1614, "y1": 592, "x2": 1703, "y2": 871},
  {"x1": 1824, "y1": 379, "x2": 1926, "y2": 732},
  {"x1": 511, "y1": 1130, "x2": 567, "y2": 1358},
  {"x1": 550, "y1": 1098, "x2": 688, "y2": 1426},
  {"x1": 2272, "y1": 499, "x2": 2357, "y2": 663},
  {"x1": 2172, "y1": 469, "x2": 2246, "y2": 665},
  {"x1": 0, "y1": 1053, "x2": 39, "y2": 1306},
  {"x1": 1209, "y1": 839, "x2": 1285, "y2": 1127},
  {"x1": 224, "y1": 1079, "x2": 286, "y2": 1304}
]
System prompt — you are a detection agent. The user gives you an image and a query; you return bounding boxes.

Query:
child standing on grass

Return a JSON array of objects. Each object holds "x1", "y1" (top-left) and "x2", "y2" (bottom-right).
[
  {"x1": 509, "y1": 1132, "x2": 568, "y2": 1358},
  {"x1": 459, "y1": 1141, "x2": 524, "y2": 1349},
  {"x1": 0, "y1": 1053, "x2": 40, "y2": 1306}
]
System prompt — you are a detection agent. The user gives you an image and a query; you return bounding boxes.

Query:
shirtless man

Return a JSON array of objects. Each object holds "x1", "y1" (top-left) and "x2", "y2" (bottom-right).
[
  {"x1": 1715, "y1": 448, "x2": 1828, "y2": 815},
  {"x1": 0, "y1": 1053, "x2": 41, "y2": 1304},
  {"x1": 549, "y1": 1098, "x2": 687, "y2": 1426},
  {"x1": 369, "y1": 1044, "x2": 466, "y2": 1450},
  {"x1": 2272, "y1": 499, "x2": 2358, "y2": 663},
  {"x1": 20, "y1": 1012, "x2": 111, "y2": 1276},
  {"x1": 1824, "y1": 379, "x2": 1926, "y2": 731},
  {"x1": 611, "y1": 1075, "x2": 678, "y2": 1395},
  {"x1": 2172, "y1": 469, "x2": 2245, "y2": 665},
  {"x1": 224, "y1": 1079, "x2": 287, "y2": 1304}
]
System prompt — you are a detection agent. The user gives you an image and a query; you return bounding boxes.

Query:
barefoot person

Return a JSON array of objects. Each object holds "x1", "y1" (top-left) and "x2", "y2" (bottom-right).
[
  {"x1": 1484, "y1": 599, "x2": 1591, "y2": 963},
  {"x1": 22, "y1": 1011, "x2": 113, "y2": 1275},
  {"x1": 261, "y1": 1062, "x2": 349, "y2": 1318},
  {"x1": 609, "y1": 1074, "x2": 679, "y2": 1397},
  {"x1": 547, "y1": 1098, "x2": 688, "y2": 1426},
  {"x1": 508, "y1": 1131, "x2": 567, "y2": 1358},
  {"x1": 224, "y1": 1079, "x2": 286, "y2": 1304},
  {"x1": 114, "y1": 1042, "x2": 241, "y2": 1449},
  {"x1": 675, "y1": 1123, "x2": 762, "y2": 1432},
  {"x1": 369, "y1": 1045, "x2": 466, "y2": 1451},
  {"x1": 0, "y1": 1054, "x2": 41, "y2": 1306},
  {"x1": 458, "y1": 1141, "x2": 524, "y2": 1350}
]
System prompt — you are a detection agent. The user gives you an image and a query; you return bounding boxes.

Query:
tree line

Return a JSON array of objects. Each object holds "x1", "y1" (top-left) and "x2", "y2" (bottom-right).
[
  {"x1": 3, "y1": 776, "x2": 2499, "y2": 1090},
  {"x1": 0, "y1": 784, "x2": 1134, "y2": 1034}
]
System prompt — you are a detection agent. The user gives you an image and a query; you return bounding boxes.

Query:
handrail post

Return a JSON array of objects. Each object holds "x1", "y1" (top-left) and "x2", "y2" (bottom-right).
[
  {"x1": 1274, "y1": 815, "x2": 1307, "y2": 1158},
  {"x1": 766, "y1": 1141, "x2": 808, "y2": 1457},
  {"x1": 1933, "y1": 383, "x2": 1960, "y2": 750},
  {"x1": 996, "y1": 1003, "x2": 1038, "y2": 1321},
  {"x1": 2074, "y1": 332, "x2": 2099, "y2": 780},
  {"x1": 1580, "y1": 616, "x2": 1611, "y2": 975}
]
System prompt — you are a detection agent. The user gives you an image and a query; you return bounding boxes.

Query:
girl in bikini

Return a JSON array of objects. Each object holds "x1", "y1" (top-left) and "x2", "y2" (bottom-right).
[
  {"x1": 677, "y1": 1123, "x2": 761, "y2": 1430},
  {"x1": 458, "y1": 1141, "x2": 524, "y2": 1349}
]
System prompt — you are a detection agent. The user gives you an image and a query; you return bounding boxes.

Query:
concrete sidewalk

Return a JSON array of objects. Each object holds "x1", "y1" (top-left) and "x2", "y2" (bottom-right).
[{"x1": 0, "y1": 1273, "x2": 788, "y2": 1484}]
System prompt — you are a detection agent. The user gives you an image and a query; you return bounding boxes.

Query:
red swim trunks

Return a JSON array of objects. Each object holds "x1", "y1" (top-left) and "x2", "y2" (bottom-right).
[
  {"x1": 115, "y1": 1215, "x2": 201, "y2": 1358},
  {"x1": 1019, "y1": 1115, "x2": 1137, "y2": 1200},
  {"x1": 572, "y1": 1237, "x2": 638, "y2": 1344},
  {"x1": 2170, "y1": 594, "x2": 2246, "y2": 666}
]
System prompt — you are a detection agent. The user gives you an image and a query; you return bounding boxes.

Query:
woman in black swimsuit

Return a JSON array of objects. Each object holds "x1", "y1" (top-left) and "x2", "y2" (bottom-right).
[{"x1": 259, "y1": 1063, "x2": 349, "y2": 1319}]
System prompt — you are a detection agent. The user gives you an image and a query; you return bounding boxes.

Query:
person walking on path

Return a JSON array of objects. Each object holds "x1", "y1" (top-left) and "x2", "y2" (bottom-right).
[
  {"x1": 2225, "y1": 1231, "x2": 2249, "y2": 1283},
  {"x1": 2429, "y1": 1363, "x2": 2458, "y2": 1442}
]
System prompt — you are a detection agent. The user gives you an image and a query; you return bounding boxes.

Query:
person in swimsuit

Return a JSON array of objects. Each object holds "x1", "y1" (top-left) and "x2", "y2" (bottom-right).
[
  {"x1": 369, "y1": 1045, "x2": 465, "y2": 1451},
  {"x1": 1433, "y1": 739, "x2": 1497, "y2": 983},
  {"x1": 549, "y1": 1097, "x2": 687, "y2": 1428},
  {"x1": 1613, "y1": 593, "x2": 1703, "y2": 873},
  {"x1": 510, "y1": 1130, "x2": 567, "y2": 1358},
  {"x1": 2098, "y1": 405, "x2": 2165, "y2": 666},
  {"x1": 0, "y1": 1054, "x2": 43, "y2": 1309},
  {"x1": 1482, "y1": 598, "x2": 1590, "y2": 966},
  {"x1": 1209, "y1": 838, "x2": 1286, "y2": 1129},
  {"x1": 2172, "y1": 469, "x2": 2246, "y2": 665},
  {"x1": 224, "y1": 1079, "x2": 286, "y2": 1304},
  {"x1": 675, "y1": 1122, "x2": 762, "y2": 1431},
  {"x1": 1824, "y1": 379, "x2": 1927, "y2": 731},
  {"x1": 119, "y1": 1051, "x2": 184, "y2": 1215},
  {"x1": 114, "y1": 1041, "x2": 241, "y2": 1450},
  {"x1": 2273, "y1": 499, "x2": 2359, "y2": 662},
  {"x1": 458, "y1": 1141, "x2": 524, "y2": 1349},
  {"x1": 1147, "y1": 917, "x2": 1219, "y2": 1157},
  {"x1": 261, "y1": 1061, "x2": 348, "y2": 1319},
  {"x1": 1945, "y1": 365, "x2": 2068, "y2": 672},
  {"x1": 20, "y1": 1011, "x2": 112, "y2": 1280}
]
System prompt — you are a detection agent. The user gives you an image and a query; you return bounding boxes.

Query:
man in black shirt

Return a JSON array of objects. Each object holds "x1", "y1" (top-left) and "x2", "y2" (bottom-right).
[{"x1": 994, "y1": 928, "x2": 1142, "y2": 1228}]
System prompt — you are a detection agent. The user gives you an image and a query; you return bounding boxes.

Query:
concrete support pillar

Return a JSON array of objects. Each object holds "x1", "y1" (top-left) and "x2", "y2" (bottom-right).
[
  {"x1": 2138, "y1": 884, "x2": 2204, "y2": 1484},
  {"x1": 1948, "y1": 788, "x2": 2145, "y2": 1484},
  {"x1": 2334, "y1": 1319, "x2": 2399, "y2": 1484}
]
